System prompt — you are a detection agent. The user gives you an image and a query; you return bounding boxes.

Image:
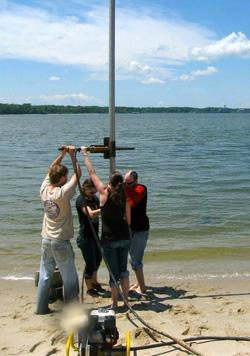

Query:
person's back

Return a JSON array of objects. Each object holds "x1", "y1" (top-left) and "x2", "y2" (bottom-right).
[
  {"x1": 81, "y1": 147, "x2": 131, "y2": 310},
  {"x1": 41, "y1": 178, "x2": 75, "y2": 240},
  {"x1": 101, "y1": 197, "x2": 130, "y2": 243},
  {"x1": 35, "y1": 146, "x2": 81, "y2": 314}
]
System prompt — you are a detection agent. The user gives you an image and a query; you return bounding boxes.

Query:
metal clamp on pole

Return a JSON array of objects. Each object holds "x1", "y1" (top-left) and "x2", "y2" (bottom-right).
[
  {"x1": 58, "y1": 137, "x2": 135, "y2": 159},
  {"x1": 102, "y1": 137, "x2": 135, "y2": 159}
]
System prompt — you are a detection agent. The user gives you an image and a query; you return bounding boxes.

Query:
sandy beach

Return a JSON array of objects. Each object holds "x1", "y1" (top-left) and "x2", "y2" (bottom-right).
[{"x1": 1, "y1": 271, "x2": 250, "y2": 356}]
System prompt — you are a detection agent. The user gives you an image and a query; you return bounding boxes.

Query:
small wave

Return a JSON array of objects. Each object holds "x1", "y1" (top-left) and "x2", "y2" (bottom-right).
[
  {"x1": 1, "y1": 275, "x2": 34, "y2": 281},
  {"x1": 156, "y1": 272, "x2": 250, "y2": 281}
]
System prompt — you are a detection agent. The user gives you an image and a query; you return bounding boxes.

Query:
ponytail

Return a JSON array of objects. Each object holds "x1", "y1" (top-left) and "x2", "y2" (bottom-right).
[{"x1": 108, "y1": 171, "x2": 126, "y2": 207}]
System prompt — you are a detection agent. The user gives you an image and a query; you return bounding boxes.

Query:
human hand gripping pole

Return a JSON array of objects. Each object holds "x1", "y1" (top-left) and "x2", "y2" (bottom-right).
[{"x1": 58, "y1": 146, "x2": 107, "y2": 153}]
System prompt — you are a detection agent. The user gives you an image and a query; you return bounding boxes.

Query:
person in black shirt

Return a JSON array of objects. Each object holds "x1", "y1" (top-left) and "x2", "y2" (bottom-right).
[
  {"x1": 76, "y1": 178, "x2": 104, "y2": 297},
  {"x1": 81, "y1": 146, "x2": 131, "y2": 310}
]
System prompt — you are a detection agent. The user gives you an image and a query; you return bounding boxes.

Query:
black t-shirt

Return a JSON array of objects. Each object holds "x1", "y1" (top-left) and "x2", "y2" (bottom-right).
[
  {"x1": 76, "y1": 194, "x2": 99, "y2": 238},
  {"x1": 101, "y1": 197, "x2": 130, "y2": 244}
]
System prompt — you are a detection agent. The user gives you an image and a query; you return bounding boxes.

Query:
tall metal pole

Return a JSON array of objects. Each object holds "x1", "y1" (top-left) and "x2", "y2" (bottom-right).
[{"x1": 109, "y1": 0, "x2": 115, "y2": 173}]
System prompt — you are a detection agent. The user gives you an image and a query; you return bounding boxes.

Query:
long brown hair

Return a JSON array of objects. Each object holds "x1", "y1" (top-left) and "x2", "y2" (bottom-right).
[
  {"x1": 81, "y1": 177, "x2": 96, "y2": 196},
  {"x1": 108, "y1": 171, "x2": 126, "y2": 207}
]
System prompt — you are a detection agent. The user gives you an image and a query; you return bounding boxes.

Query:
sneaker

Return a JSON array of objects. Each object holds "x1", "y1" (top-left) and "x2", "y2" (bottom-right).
[
  {"x1": 34, "y1": 308, "x2": 55, "y2": 315},
  {"x1": 87, "y1": 288, "x2": 100, "y2": 297},
  {"x1": 92, "y1": 283, "x2": 106, "y2": 292}
]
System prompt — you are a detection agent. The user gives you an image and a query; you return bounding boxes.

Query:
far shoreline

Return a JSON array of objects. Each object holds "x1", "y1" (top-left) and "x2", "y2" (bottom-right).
[{"x1": 1, "y1": 103, "x2": 250, "y2": 115}]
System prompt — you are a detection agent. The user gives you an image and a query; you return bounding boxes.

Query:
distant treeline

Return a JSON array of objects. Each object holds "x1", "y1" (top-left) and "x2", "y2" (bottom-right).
[{"x1": 0, "y1": 103, "x2": 250, "y2": 115}]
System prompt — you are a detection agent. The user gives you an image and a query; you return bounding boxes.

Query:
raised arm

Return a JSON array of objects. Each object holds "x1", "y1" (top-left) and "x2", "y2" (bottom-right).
[
  {"x1": 67, "y1": 145, "x2": 82, "y2": 187},
  {"x1": 46, "y1": 146, "x2": 68, "y2": 178},
  {"x1": 81, "y1": 146, "x2": 107, "y2": 203}
]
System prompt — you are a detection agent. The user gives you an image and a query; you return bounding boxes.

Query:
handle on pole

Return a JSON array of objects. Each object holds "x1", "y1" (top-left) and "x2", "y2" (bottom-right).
[{"x1": 58, "y1": 137, "x2": 135, "y2": 159}]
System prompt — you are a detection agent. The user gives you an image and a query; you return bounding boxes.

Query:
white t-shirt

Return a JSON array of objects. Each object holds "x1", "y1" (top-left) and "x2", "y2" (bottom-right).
[{"x1": 40, "y1": 178, "x2": 76, "y2": 240}]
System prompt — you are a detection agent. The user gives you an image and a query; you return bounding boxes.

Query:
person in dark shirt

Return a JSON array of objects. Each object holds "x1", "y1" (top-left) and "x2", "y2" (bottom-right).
[
  {"x1": 81, "y1": 146, "x2": 131, "y2": 310},
  {"x1": 76, "y1": 178, "x2": 105, "y2": 297},
  {"x1": 124, "y1": 170, "x2": 149, "y2": 294}
]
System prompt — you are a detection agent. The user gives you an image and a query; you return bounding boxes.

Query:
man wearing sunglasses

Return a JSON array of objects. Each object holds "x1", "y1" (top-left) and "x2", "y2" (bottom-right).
[{"x1": 124, "y1": 170, "x2": 149, "y2": 294}]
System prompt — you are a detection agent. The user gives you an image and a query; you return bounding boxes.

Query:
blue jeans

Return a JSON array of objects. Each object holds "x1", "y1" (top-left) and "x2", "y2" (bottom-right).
[
  {"x1": 35, "y1": 238, "x2": 79, "y2": 314},
  {"x1": 103, "y1": 240, "x2": 131, "y2": 287},
  {"x1": 129, "y1": 230, "x2": 149, "y2": 271}
]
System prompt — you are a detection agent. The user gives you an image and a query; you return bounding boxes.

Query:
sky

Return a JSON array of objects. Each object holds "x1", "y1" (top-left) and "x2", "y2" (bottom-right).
[{"x1": 1, "y1": 0, "x2": 250, "y2": 108}]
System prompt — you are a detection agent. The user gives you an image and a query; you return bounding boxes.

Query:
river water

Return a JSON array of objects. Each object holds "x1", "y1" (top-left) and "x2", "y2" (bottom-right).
[{"x1": 1, "y1": 113, "x2": 250, "y2": 282}]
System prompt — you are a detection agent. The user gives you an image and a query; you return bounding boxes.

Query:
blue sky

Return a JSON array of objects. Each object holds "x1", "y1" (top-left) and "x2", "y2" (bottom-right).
[{"x1": 1, "y1": 0, "x2": 250, "y2": 108}]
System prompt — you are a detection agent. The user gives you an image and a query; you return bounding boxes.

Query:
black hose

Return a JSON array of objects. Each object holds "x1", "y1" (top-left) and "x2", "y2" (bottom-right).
[{"x1": 111, "y1": 335, "x2": 250, "y2": 352}]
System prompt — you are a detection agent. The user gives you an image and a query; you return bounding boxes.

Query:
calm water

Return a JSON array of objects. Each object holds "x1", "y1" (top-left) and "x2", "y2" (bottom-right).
[{"x1": 1, "y1": 113, "x2": 250, "y2": 281}]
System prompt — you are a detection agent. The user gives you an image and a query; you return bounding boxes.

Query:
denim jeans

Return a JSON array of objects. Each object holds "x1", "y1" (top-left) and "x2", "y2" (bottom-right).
[
  {"x1": 103, "y1": 240, "x2": 131, "y2": 287},
  {"x1": 129, "y1": 230, "x2": 149, "y2": 271},
  {"x1": 35, "y1": 238, "x2": 79, "y2": 314}
]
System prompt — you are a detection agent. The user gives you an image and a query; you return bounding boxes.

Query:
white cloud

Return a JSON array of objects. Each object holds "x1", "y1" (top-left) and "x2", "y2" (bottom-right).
[
  {"x1": 39, "y1": 93, "x2": 102, "y2": 104},
  {"x1": 140, "y1": 77, "x2": 165, "y2": 84},
  {"x1": 1, "y1": 2, "x2": 249, "y2": 87},
  {"x1": 49, "y1": 76, "x2": 60, "y2": 81},
  {"x1": 0, "y1": 3, "x2": 109, "y2": 66},
  {"x1": 191, "y1": 66, "x2": 218, "y2": 76},
  {"x1": 127, "y1": 61, "x2": 151, "y2": 73},
  {"x1": 0, "y1": 2, "x2": 215, "y2": 83},
  {"x1": 0, "y1": 95, "x2": 33, "y2": 104},
  {"x1": 174, "y1": 74, "x2": 194, "y2": 81},
  {"x1": 0, "y1": 92, "x2": 102, "y2": 105},
  {"x1": 174, "y1": 66, "x2": 218, "y2": 81},
  {"x1": 190, "y1": 32, "x2": 250, "y2": 61}
]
